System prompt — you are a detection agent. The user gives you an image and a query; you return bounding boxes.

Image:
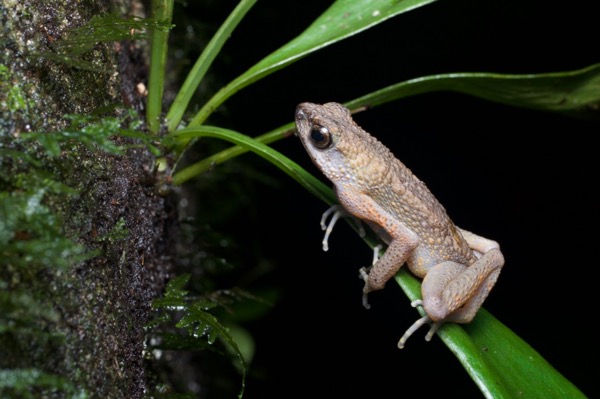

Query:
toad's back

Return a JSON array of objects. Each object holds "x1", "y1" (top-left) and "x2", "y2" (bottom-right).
[{"x1": 295, "y1": 102, "x2": 475, "y2": 277}]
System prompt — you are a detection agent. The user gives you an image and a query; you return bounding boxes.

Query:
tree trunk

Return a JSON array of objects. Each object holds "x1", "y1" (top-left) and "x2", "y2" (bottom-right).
[{"x1": 1, "y1": 1, "x2": 172, "y2": 397}]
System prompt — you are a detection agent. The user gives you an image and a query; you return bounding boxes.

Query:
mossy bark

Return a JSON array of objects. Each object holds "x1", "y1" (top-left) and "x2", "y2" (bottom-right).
[{"x1": 1, "y1": 1, "x2": 172, "y2": 397}]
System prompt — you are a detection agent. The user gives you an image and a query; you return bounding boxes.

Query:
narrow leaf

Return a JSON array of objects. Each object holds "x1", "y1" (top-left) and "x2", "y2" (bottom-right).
[
  {"x1": 345, "y1": 63, "x2": 600, "y2": 117},
  {"x1": 184, "y1": 0, "x2": 438, "y2": 130},
  {"x1": 394, "y1": 270, "x2": 585, "y2": 398},
  {"x1": 173, "y1": 63, "x2": 600, "y2": 182},
  {"x1": 173, "y1": 126, "x2": 336, "y2": 206},
  {"x1": 165, "y1": 0, "x2": 258, "y2": 132},
  {"x1": 172, "y1": 123, "x2": 294, "y2": 185},
  {"x1": 461, "y1": 309, "x2": 584, "y2": 398}
]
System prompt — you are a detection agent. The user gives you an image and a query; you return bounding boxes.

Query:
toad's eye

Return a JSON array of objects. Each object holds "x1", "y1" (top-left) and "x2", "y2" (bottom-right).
[{"x1": 310, "y1": 126, "x2": 332, "y2": 149}]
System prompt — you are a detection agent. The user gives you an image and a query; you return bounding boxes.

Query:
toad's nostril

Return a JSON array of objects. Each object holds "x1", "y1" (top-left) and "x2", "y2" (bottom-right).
[{"x1": 295, "y1": 108, "x2": 306, "y2": 120}]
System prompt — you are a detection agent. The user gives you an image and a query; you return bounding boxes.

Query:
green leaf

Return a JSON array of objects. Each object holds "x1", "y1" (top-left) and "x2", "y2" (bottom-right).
[
  {"x1": 172, "y1": 63, "x2": 600, "y2": 183},
  {"x1": 394, "y1": 271, "x2": 585, "y2": 399},
  {"x1": 183, "y1": 0, "x2": 438, "y2": 130},
  {"x1": 0, "y1": 368, "x2": 85, "y2": 399},
  {"x1": 171, "y1": 122, "x2": 295, "y2": 185},
  {"x1": 173, "y1": 126, "x2": 336, "y2": 206},
  {"x1": 20, "y1": 114, "x2": 123, "y2": 157},
  {"x1": 345, "y1": 63, "x2": 600, "y2": 117},
  {"x1": 163, "y1": 273, "x2": 191, "y2": 298},
  {"x1": 151, "y1": 274, "x2": 247, "y2": 399},
  {"x1": 0, "y1": 185, "x2": 93, "y2": 269},
  {"x1": 151, "y1": 332, "x2": 217, "y2": 352},
  {"x1": 55, "y1": 13, "x2": 164, "y2": 56},
  {"x1": 19, "y1": 112, "x2": 160, "y2": 157},
  {"x1": 177, "y1": 306, "x2": 246, "y2": 398},
  {"x1": 0, "y1": 149, "x2": 42, "y2": 167},
  {"x1": 40, "y1": 13, "x2": 170, "y2": 72},
  {"x1": 165, "y1": 0, "x2": 258, "y2": 132},
  {"x1": 462, "y1": 310, "x2": 584, "y2": 398}
]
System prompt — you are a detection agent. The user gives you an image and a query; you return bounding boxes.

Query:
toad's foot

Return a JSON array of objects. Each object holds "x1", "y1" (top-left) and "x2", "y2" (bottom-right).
[
  {"x1": 320, "y1": 205, "x2": 365, "y2": 251},
  {"x1": 358, "y1": 245, "x2": 383, "y2": 309},
  {"x1": 397, "y1": 300, "x2": 443, "y2": 349},
  {"x1": 320, "y1": 205, "x2": 343, "y2": 251},
  {"x1": 359, "y1": 267, "x2": 371, "y2": 309}
]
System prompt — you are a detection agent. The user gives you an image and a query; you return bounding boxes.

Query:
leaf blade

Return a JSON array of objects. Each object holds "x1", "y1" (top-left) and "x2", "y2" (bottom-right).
[
  {"x1": 345, "y1": 63, "x2": 600, "y2": 117},
  {"x1": 174, "y1": 126, "x2": 336, "y2": 206},
  {"x1": 165, "y1": 0, "x2": 258, "y2": 132},
  {"x1": 184, "y1": 0, "x2": 439, "y2": 129},
  {"x1": 172, "y1": 63, "x2": 600, "y2": 183},
  {"x1": 395, "y1": 259, "x2": 586, "y2": 399}
]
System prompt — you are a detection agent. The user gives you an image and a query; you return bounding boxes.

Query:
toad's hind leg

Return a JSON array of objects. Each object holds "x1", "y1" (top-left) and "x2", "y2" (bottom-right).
[
  {"x1": 421, "y1": 248, "x2": 504, "y2": 323},
  {"x1": 398, "y1": 250, "x2": 503, "y2": 349}
]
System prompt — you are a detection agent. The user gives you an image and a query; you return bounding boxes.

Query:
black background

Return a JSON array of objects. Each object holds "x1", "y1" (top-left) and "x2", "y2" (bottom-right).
[{"x1": 180, "y1": 1, "x2": 599, "y2": 397}]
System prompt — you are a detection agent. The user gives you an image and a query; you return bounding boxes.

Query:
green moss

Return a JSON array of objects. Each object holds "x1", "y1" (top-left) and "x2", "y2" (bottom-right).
[
  {"x1": 0, "y1": 368, "x2": 89, "y2": 399},
  {"x1": 102, "y1": 217, "x2": 129, "y2": 243},
  {"x1": 0, "y1": 64, "x2": 35, "y2": 117},
  {"x1": 37, "y1": 13, "x2": 172, "y2": 72},
  {"x1": 0, "y1": 69, "x2": 33, "y2": 113},
  {"x1": 0, "y1": 129, "x2": 96, "y2": 397}
]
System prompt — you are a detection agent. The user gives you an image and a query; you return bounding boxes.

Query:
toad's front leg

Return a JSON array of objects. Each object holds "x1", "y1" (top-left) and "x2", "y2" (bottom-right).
[{"x1": 334, "y1": 185, "x2": 419, "y2": 308}]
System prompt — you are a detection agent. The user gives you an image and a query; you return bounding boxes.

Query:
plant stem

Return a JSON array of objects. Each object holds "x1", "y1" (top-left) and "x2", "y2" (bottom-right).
[{"x1": 146, "y1": 0, "x2": 174, "y2": 134}]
